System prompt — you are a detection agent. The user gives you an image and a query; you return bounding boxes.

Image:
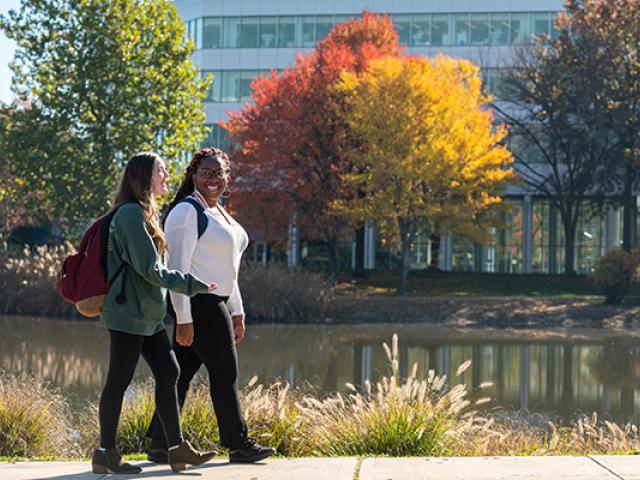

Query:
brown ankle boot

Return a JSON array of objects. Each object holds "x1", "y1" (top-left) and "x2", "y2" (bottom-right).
[
  {"x1": 168, "y1": 440, "x2": 216, "y2": 472},
  {"x1": 92, "y1": 447, "x2": 142, "y2": 474}
]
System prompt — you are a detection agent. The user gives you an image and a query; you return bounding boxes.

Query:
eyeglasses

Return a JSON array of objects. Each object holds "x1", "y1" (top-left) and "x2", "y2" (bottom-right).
[{"x1": 197, "y1": 168, "x2": 229, "y2": 180}]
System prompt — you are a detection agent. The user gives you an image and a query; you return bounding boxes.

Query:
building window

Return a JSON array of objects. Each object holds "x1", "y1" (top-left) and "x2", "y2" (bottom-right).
[
  {"x1": 470, "y1": 13, "x2": 490, "y2": 45},
  {"x1": 485, "y1": 199, "x2": 524, "y2": 273},
  {"x1": 431, "y1": 14, "x2": 450, "y2": 46},
  {"x1": 451, "y1": 236, "x2": 475, "y2": 272},
  {"x1": 240, "y1": 17, "x2": 259, "y2": 48},
  {"x1": 300, "y1": 16, "x2": 315, "y2": 47},
  {"x1": 392, "y1": 14, "x2": 411, "y2": 46},
  {"x1": 260, "y1": 17, "x2": 277, "y2": 47},
  {"x1": 223, "y1": 17, "x2": 241, "y2": 48},
  {"x1": 203, "y1": 18, "x2": 221, "y2": 48},
  {"x1": 203, "y1": 124, "x2": 231, "y2": 150},
  {"x1": 482, "y1": 68, "x2": 514, "y2": 98},
  {"x1": 201, "y1": 70, "x2": 221, "y2": 102},
  {"x1": 191, "y1": 11, "x2": 559, "y2": 50},
  {"x1": 489, "y1": 13, "x2": 510, "y2": 45},
  {"x1": 510, "y1": 13, "x2": 531, "y2": 44},
  {"x1": 202, "y1": 70, "x2": 279, "y2": 103},
  {"x1": 411, "y1": 14, "x2": 430, "y2": 47},
  {"x1": 278, "y1": 16, "x2": 296, "y2": 47},
  {"x1": 239, "y1": 70, "x2": 257, "y2": 102},
  {"x1": 316, "y1": 15, "x2": 334, "y2": 42},
  {"x1": 453, "y1": 13, "x2": 470, "y2": 46},
  {"x1": 221, "y1": 71, "x2": 240, "y2": 102},
  {"x1": 533, "y1": 12, "x2": 551, "y2": 38}
]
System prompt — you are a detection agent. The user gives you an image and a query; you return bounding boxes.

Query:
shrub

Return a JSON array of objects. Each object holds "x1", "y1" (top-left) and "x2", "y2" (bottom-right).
[
  {"x1": 0, "y1": 247, "x2": 335, "y2": 319},
  {"x1": 240, "y1": 262, "x2": 335, "y2": 321},
  {"x1": 0, "y1": 374, "x2": 72, "y2": 458},
  {"x1": 589, "y1": 249, "x2": 637, "y2": 304}
]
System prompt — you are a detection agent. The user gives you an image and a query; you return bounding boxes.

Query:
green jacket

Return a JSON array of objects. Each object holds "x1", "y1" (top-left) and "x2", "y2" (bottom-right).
[{"x1": 100, "y1": 203, "x2": 209, "y2": 336}]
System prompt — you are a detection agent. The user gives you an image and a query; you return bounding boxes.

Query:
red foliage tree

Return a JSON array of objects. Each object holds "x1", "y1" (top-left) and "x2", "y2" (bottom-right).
[{"x1": 224, "y1": 12, "x2": 402, "y2": 276}]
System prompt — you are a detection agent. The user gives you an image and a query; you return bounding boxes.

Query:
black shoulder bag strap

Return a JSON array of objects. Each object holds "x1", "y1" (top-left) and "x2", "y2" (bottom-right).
[{"x1": 181, "y1": 197, "x2": 208, "y2": 239}]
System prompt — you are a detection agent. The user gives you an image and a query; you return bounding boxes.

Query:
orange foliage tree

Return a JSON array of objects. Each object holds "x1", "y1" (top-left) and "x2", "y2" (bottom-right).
[
  {"x1": 333, "y1": 56, "x2": 515, "y2": 293},
  {"x1": 224, "y1": 12, "x2": 402, "y2": 277}
]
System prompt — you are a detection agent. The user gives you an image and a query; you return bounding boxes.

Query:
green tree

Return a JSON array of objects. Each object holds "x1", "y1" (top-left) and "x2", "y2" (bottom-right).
[
  {"x1": 333, "y1": 56, "x2": 514, "y2": 293},
  {"x1": 0, "y1": 0, "x2": 209, "y2": 232}
]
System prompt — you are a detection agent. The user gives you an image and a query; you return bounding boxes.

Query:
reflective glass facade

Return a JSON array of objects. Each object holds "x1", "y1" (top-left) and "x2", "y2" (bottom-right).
[
  {"x1": 447, "y1": 199, "x2": 622, "y2": 275},
  {"x1": 202, "y1": 68, "x2": 507, "y2": 103},
  {"x1": 185, "y1": 11, "x2": 559, "y2": 50}
]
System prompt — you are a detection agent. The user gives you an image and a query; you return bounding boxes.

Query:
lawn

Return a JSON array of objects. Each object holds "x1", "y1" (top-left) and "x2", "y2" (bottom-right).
[{"x1": 341, "y1": 270, "x2": 600, "y2": 298}]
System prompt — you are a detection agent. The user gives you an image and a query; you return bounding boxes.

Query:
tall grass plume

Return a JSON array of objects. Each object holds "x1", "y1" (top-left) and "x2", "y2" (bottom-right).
[{"x1": 0, "y1": 373, "x2": 73, "y2": 458}]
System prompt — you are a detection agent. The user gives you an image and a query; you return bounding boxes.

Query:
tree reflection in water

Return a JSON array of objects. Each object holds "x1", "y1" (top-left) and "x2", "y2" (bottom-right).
[{"x1": 3, "y1": 316, "x2": 640, "y2": 423}]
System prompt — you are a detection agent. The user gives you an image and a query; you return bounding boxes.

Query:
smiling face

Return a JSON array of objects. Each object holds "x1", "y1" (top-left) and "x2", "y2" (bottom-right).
[
  {"x1": 193, "y1": 156, "x2": 229, "y2": 205},
  {"x1": 151, "y1": 158, "x2": 169, "y2": 198}
]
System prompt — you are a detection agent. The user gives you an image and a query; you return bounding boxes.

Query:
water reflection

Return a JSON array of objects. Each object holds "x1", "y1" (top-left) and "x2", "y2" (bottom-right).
[{"x1": 2, "y1": 316, "x2": 640, "y2": 423}]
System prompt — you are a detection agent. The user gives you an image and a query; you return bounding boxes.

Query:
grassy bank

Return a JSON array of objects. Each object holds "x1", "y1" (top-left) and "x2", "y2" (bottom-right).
[
  {"x1": 340, "y1": 270, "x2": 600, "y2": 298},
  {"x1": 1, "y1": 335, "x2": 639, "y2": 460}
]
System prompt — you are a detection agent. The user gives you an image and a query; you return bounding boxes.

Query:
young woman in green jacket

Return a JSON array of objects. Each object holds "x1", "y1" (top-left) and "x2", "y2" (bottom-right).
[{"x1": 92, "y1": 152, "x2": 217, "y2": 474}]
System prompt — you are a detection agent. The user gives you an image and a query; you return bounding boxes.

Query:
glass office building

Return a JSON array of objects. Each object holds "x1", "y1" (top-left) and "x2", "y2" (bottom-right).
[{"x1": 175, "y1": 0, "x2": 624, "y2": 274}]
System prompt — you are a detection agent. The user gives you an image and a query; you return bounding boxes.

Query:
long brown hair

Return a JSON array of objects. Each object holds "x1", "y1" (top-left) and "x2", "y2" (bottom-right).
[
  {"x1": 164, "y1": 147, "x2": 231, "y2": 225},
  {"x1": 111, "y1": 151, "x2": 167, "y2": 256}
]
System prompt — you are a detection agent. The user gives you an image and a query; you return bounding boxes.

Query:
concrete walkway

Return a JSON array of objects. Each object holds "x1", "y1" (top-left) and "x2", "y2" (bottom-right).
[{"x1": 1, "y1": 455, "x2": 639, "y2": 480}]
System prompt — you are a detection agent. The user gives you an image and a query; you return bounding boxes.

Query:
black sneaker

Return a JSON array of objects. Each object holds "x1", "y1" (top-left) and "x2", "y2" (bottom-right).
[
  {"x1": 229, "y1": 438, "x2": 275, "y2": 463},
  {"x1": 147, "y1": 448, "x2": 168, "y2": 464}
]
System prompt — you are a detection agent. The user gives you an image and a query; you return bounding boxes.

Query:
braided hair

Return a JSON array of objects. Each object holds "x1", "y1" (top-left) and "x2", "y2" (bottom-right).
[{"x1": 164, "y1": 147, "x2": 231, "y2": 226}]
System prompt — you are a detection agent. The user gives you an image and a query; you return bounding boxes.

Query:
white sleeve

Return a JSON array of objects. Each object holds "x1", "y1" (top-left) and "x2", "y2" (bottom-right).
[
  {"x1": 227, "y1": 282, "x2": 245, "y2": 319},
  {"x1": 165, "y1": 203, "x2": 199, "y2": 324}
]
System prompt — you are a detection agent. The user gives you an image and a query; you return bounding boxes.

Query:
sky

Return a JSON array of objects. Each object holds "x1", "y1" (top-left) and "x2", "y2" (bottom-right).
[{"x1": 0, "y1": 0, "x2": 21, "y2": 104}]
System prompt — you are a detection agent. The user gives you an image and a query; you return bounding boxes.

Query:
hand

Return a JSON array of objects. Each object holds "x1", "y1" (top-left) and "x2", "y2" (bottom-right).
[
  {"x1": 176, "y1": 323, "x2": 194, "y2": 347},
  {"x1": 207, "y1": 282, "x2": 218, "y2": 292},
  {"x1": 232, "y1": 314, "x2": 245, "y2": 344}
]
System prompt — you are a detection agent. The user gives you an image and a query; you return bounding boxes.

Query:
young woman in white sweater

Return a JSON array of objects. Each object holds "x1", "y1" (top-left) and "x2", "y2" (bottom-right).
[{"x1": 146, "y1": 147, "x2": 275, "y2": 463}]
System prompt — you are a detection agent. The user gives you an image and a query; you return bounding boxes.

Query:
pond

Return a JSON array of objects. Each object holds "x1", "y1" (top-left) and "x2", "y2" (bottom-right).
[{"x1": 2, "y1": 315, "x2": 640, "y2": 424}]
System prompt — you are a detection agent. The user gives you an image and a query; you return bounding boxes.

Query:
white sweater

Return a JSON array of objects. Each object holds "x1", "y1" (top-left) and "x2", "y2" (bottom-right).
[{"x1": 164, "y1": 194, "x2": 249, "y2": 324}]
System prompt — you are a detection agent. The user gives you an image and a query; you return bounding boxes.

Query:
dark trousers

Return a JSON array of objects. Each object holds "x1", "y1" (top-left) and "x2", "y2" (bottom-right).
[
  {"x1": 147, "y1": 294, "x2": 248, "y2": 449},
  {"x1": 99, "y1": 328, "x2": 182, "y2": 450}
]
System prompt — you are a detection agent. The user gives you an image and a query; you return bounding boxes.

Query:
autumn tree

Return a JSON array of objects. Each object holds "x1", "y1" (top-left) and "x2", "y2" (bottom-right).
[
  {"x1": 333, "y1": 56, "x2": 515, "y2": 293},
  {"x1": 0, "y1": 0, "x2": 209, "y2": 232},
  {"x1": 224, "y1": 12, "x2": 401, "y2": 278},
  {"x1": 555, "y1": 0, "x2": 640, "y2": 252}
]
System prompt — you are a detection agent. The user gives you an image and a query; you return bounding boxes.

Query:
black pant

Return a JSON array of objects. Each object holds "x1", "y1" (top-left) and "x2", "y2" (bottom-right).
[
  {"x1": 147, "y1": 294, "x2": 248, "y2": 449},
  {"x1": 99, "y1": 328, "x2": 182, "y2": 450}
]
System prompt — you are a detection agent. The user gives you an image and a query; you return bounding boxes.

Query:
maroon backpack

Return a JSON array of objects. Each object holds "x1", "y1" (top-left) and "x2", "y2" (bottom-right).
[{"x1": 57, "y1": 206, "x2": 128, "y2": 317}]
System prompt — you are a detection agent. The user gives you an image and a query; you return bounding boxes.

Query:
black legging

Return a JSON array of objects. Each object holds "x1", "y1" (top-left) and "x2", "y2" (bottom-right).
[
  {"x1": 99, "y1": 328, "x2": 182, "y2": 450},
  {"x1": 147, "y1": 294, "x2": 248, "y2": 450}
]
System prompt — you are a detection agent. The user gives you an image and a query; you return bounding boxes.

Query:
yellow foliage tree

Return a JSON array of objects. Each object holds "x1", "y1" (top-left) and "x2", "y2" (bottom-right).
[{"x1": 332, "y1": 55, "x2": 515, "y2": 293}]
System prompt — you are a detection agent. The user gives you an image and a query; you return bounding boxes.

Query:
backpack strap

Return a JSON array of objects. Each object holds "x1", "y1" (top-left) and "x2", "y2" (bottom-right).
[{"x1": 180, "y1": 197, "x2": 208, "y2": 239}]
